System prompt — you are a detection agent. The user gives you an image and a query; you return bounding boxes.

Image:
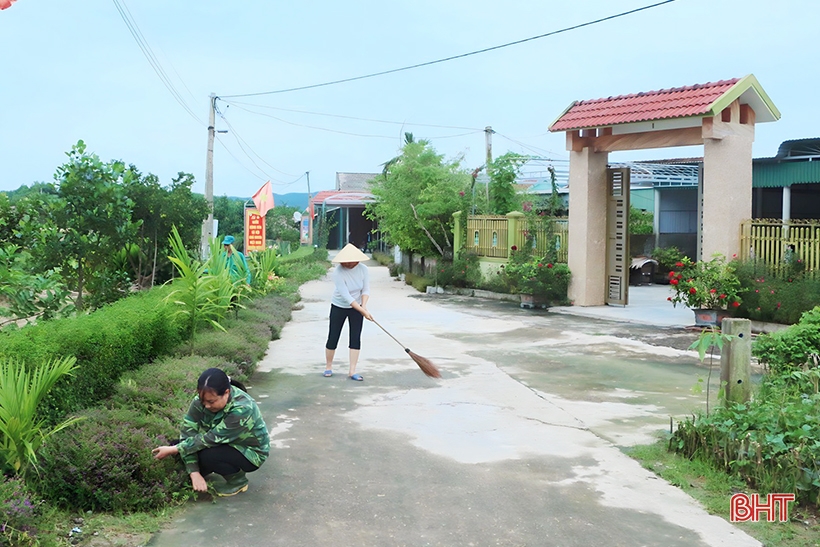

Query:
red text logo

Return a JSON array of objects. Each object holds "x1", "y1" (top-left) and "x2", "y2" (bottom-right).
[{"x1": 730, "y1": 493, "x2": 795, "y2": 522}]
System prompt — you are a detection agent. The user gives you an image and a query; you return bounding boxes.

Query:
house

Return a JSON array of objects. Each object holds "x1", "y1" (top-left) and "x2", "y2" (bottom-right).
[{"x1": 309, "y1": 172, "x2": 378, "y2": 250}]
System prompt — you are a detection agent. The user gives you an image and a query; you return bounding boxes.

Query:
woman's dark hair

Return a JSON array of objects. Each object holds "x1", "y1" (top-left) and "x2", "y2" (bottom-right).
[{"x1": 197, "y1": 367, "x2": 247, "y2": 395}]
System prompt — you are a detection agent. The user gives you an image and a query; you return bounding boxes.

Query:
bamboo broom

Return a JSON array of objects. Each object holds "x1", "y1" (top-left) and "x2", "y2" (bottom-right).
[{"x1": 371, "y1": 320, "x2": 441, "y2": 378}]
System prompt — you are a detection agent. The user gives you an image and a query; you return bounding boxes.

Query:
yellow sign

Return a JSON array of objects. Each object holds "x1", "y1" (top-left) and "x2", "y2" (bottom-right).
[{"x1": 244, "y1": 208, "x2": 266, "y2": 252}]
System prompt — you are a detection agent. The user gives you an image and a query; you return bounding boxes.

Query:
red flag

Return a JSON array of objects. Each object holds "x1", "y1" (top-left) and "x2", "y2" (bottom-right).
[
  {"x1": 0, "y1": 0, "x2": 18, "y2": 10},
  {"x1": 252, "y1": 180, "x2": 274, "y2": 217}
]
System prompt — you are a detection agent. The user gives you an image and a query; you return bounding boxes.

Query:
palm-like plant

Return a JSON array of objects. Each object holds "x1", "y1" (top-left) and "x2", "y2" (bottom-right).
[
  {"x1": 165, "y1": 226, "x2": 236, "y2": 351},
  {"x1": 0, "y1": 356, "x2": 83, "y2": 475}
]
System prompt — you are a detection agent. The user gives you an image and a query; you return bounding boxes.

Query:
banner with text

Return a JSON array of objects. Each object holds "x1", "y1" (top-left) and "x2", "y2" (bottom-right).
[{"x1": 245, "y1": 208, "x2": 266, "y2": 252}]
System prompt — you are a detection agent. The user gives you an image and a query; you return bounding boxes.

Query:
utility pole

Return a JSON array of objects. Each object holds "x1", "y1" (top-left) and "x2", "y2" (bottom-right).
[
  {"x1": 485, "y1": 126, "x2": 494, "y2": 208},
  {"x1": 305, "y1": 171, "x2": 311, "y2": 200},
  {"x1": 201, "y1": 93, "x2": 216, "y2": 258}
]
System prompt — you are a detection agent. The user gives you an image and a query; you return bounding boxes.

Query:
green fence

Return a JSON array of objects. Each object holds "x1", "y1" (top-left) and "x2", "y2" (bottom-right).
[
  {"x1": 454, "y1": 211, "x2": 568, "y2": 263},
  {"x1": 741, "y1": 219, "x2": 820, "y2": 277}
]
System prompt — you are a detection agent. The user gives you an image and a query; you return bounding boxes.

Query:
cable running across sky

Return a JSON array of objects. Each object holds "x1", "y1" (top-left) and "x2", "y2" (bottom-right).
[{"x1": 220, "y1": 0, "x2": 677, "y2": 98}]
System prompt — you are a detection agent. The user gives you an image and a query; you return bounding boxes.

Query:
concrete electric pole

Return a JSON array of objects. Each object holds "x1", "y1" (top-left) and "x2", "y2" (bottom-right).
[
  {"x1": 484, "y1": 125, "x2": 494, "y2": 207},
  {"x1": 201, "y1": 93, "x2": 216, "y2": 258}
]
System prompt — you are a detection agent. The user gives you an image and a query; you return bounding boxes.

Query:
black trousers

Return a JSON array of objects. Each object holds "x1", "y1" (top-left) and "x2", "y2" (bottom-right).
[
  {"x1": 198, "y1": 445, "x2": 258, "y2": 477},
  {"x1": 325, "y1": 304, "x2": 363, "y2": 351}
]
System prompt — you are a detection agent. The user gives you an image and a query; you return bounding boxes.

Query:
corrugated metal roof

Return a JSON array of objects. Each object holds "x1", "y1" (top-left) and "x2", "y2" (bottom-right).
[
  {"x1": 753, "y1": 160, "x2": 820, "y2": 188},
  {"x1": 335, "y1": 172, "x2": 379, "y2": 191}
]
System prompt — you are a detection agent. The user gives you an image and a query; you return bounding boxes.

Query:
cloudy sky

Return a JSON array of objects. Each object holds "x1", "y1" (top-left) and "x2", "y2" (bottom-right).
[{"x1": 1, "y1": 0, "x2": 816, "y2": 200}]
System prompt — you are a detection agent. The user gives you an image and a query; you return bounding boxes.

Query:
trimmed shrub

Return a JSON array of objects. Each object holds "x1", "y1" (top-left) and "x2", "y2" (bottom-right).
[
  {"x1": 34, "y1": 406, "x2": 189, "y2": 512},
  {"x1": 0, "y1": 286, "x2": 183, "y2": 423},
  {"x1": 734, "y1": 260, "x2": 820, "y2": 324}
]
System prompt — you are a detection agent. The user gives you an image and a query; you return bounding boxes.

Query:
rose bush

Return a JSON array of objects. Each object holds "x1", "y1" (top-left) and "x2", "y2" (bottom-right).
[{"x1": 667, "y1": 254, "x2": 742, "y2": 310}]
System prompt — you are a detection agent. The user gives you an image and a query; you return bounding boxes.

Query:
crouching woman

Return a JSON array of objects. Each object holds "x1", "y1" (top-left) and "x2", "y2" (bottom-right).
[{"x1": 152, "y1": 368, "x2": 270, "y2": 496}]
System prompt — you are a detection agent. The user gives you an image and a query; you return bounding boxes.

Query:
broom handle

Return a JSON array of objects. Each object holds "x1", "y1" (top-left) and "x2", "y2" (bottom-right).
[{"x1": 371, "y1": 319, "x2": 409, "y2": 351}]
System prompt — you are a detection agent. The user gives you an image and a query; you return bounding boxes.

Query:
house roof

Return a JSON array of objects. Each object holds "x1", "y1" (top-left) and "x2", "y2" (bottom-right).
[
  {"x1": 335, "y1": 172, "x2": 379, "y2": 191},
  {"x1": 310, "y1": 190, "x2": 375, "y2": 209},
  {"x1": 549, "y1": 74, "x2": 780, "y2": 132}
]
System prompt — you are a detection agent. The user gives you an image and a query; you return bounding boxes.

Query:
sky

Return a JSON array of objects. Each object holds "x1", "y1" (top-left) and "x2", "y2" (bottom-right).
[{"x1": 1, "y1": 0, "x2": 818, "y2": 202}]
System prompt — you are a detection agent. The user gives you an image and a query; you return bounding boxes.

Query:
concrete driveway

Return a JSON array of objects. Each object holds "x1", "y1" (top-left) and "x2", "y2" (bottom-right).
[{"x1": 149, "y1": 263, "x2": 759, "y2": 547}]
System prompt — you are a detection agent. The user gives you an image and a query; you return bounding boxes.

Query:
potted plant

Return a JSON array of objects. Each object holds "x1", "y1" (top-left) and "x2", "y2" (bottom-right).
[
  {"x1": 667, "y1": 253, "x2": 743, "y2": 325},
  {"x1": 503, "y1": 246, "x2": 571, "y2": 308}
]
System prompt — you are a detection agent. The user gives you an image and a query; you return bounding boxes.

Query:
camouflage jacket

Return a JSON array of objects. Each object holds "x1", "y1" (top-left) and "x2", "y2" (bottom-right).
[{"x1": 177, "y1": 385, "x2": 270, "y2": 474}]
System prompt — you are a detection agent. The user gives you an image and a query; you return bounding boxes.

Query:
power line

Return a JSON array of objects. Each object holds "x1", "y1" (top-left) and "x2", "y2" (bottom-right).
[
  {"x1": 221, "y1": 0, "x2": 677, "y2": 98},
  {"x1": 222, "y1": 101, "x2": 485, "y2": 140},
  {"x1": 495, "y1": 132, "x2": 568, "y2": 160},
  {"x1": 111, "y1": 0, "x2": 204, "y2": 125},
  {"x1": 220, "y1": 99, "x2": 483, "y2": 131}
]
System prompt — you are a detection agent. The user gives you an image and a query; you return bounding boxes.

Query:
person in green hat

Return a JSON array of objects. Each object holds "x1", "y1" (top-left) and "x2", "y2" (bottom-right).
[
  {"x1": 221, "y1": 235, "x2": 252, "y2": 284},
  {"x1": 152, "y1": 367, "x2": 270, "y2": 496}
]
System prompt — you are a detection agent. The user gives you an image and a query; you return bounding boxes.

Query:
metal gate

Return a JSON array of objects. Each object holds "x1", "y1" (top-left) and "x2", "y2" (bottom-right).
[{"x1": 606, "y1": 168, "x2": 630, "y2": 306}]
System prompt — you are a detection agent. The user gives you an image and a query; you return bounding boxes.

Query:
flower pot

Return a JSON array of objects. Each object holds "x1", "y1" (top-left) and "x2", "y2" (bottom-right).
[
  {"x1": 692, "y1": 309, "x2": 730, "y2": 327},
  {"x1": 520, "y1": 294, "x2": 548, "y2": 309}
]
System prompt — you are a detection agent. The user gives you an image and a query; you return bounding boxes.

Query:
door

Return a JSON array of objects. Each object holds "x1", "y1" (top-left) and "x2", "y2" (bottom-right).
[{"x1": 606, "y1": 168, "x2": 630, "y2": 306}]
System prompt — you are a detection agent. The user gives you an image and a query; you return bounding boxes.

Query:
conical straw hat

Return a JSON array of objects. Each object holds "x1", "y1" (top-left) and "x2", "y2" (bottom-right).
[{"x1": 331, "y1": 243, "x2": 369, "y2": 263}]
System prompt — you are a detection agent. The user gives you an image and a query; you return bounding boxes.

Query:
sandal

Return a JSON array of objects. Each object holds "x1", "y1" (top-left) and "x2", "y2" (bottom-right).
[
  {"x1": 348, "y1": 374, "x2": 364, "y2": 381},
  {"x1": 323, "y1": 369, "x2": 333, "y2": 377}
]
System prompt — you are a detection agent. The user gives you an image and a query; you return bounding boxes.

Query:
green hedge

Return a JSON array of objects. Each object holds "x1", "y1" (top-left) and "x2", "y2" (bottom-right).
[{"x1": 0, "y1": 286, "x2": 184, "y2": 422}]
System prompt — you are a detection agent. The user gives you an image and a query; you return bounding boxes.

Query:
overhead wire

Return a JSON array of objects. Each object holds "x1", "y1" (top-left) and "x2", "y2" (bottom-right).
[
  {"x1": 111, "y1": 0, "x2": 204, "y2": 126},
  {"x1": 220, "y1": 100, "x2": 483, "y2": 131},
  {"x1": 222, "y1": 100, "x2": 485, "y2": 140},
  {"x1": 495, "y1": 132, "x2": 568, "y2": 160},
  {"x1": 215, "y1": 104, "x2": 300, "y2": 183},
  {"x1": 220, "y1": 0, "x2": 677, "y2": 98}
]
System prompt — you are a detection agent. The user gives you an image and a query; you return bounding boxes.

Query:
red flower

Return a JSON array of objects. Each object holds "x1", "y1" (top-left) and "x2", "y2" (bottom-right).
[
  {"x1": 732, "y1": 301, "x2": 740, "y2": 307},
  {"x1": 670, "y1": 279, "x2": 679, "y2": 285},
  {"x1": 732, "y1": 254, "x2": 737, "y2": 258},
  {"x1": 667, "y1": 297, "x2": 672, "y2": 301},
  {"x1": 771, "y1": 290, "x2": 775, "y2": 294},
  {"x1": 689, "y1": 287, "x2": 697, "y2": 294},
  {"x1": 668, "y1": 271, "x2": 676, "y2": 278},
  {"x1": 459, "y1": 191, "x2": 465, "y2": 197},
  {"x1": 511, "y1": 245, "x2": 517, "y2": 251},
  {"x1": 719, "y1": 294, "x2": 727, "y2": 299},
  {"x1": 777, "y1": 302, "x2": 781, "y2": 308},
  {"x1": 676, "y1": 274, "x2": 683, "y2": 280},
  {"x1": 755, "y1": 289, "x2": 759, "y2": 293},
  {"x1": 547, "y1": 264, "x2": 554, "y2": 269},
  {"x1": 537, "y1": 263, "x2": 543, "y2": 267},
  {"x1": 675, "y1": 262, "x2": 684, "y2": 268},
  {"x1": 709, "y1": 288, "x2": 717, "y2": 294}
]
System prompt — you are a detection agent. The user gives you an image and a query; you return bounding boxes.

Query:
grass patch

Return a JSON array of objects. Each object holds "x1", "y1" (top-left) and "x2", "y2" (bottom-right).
[{"x1": 626, "y1": 438, "x2": 820, "y2": 547}]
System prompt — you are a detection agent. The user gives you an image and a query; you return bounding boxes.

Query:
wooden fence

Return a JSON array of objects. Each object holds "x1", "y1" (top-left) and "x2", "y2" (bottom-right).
[
  {"x1": 459, "y1": 213, "x2": 568, "y2": 263},
  {"x1": 740, "y1": 219, "x2": 820, "y2": 276}
]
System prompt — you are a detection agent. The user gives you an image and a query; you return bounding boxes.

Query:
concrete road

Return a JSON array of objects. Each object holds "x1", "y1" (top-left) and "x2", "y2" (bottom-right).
[{"x1": 149, "y1": 263, "x2": 759, "y2": 547}]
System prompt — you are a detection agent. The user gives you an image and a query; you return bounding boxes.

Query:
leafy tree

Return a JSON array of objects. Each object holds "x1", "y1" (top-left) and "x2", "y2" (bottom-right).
[
  {"x1": 50, "y1": 141, "x2": 140, "y2": 310},
  {"x1": 630, "y1": 206, "x2": 654, "y2": 235},
  {"x1": 123, "y1": 169, "x2": 208, "y2": 287},
  {"x1": 266, "y1": 205, "x2": 301, "y2": 249},
  {"x1": 487, "y1": 152, "x2": 526, "y2": 215},
  {"x1": 0, "y1": 244, "x2": 74, "y2": 327},
  {"x1": 213, "y1": 196, "x2": 246, "y2": 251},
  {"x1": 367, "y1": 138, "x2": 470, "y2": 256}
]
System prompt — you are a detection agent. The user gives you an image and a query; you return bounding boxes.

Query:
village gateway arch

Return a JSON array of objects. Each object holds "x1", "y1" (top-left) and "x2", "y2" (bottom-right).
[{"x1": 548, "y1": 75, "x2": 780, "y2": 307}]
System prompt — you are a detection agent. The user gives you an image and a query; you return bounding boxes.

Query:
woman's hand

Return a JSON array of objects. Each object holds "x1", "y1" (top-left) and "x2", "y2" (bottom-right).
[
  {"x1": 151, "y1": 445, "x2": 178, "y2": 460},
  {"x1": 189, "y1": 471, "x2": 208, "y2": 492},
  {"x1": 361, "y1": 308, "x2": 374, "y2": 321}
]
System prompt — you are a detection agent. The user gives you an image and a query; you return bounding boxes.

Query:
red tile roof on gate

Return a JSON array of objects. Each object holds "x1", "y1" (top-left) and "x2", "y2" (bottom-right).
[{"x1": 549, "y1": 78, "x2": 742, "y2": 132}]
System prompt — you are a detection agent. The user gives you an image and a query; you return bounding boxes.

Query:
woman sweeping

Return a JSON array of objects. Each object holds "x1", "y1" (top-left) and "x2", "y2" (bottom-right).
[
  {"x1": 324, "y1": 243, "x2": 373, "y2": 381},
  {"x1": 152, "y1": 368, "x2": 270, "y2": 496}
]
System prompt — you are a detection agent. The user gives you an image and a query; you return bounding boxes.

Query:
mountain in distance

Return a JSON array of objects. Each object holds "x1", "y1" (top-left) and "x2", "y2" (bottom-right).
[{"x1": 220, "y1": 192, "x2": 311, "y2": 211}]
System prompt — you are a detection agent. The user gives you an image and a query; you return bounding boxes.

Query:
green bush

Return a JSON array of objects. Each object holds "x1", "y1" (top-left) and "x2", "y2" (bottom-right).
[
  {"x1": 404, "y1": 272, "x2": 432, "y2": 292},
  {"x1": 33, "y1": 406, "x2": 190, "y2": 512},
  {"x1": 0, "y1": 286, "x2": 183, "y2": 423},
  {"x1": 434, "y1": 252, "x2": 482, "y2": 289},
  {"x1": 651, "y1": 246, "x2": 686, "y2": 269},
  {"x1": 752, "y1": 306, "x2": 820, "y2": 374},
  {"x1": 734, "y1": 260, "x2": 820, "y2": 324},
  {"x1": 371, "y1": 251, "x2": 393, "y2": 266}
]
